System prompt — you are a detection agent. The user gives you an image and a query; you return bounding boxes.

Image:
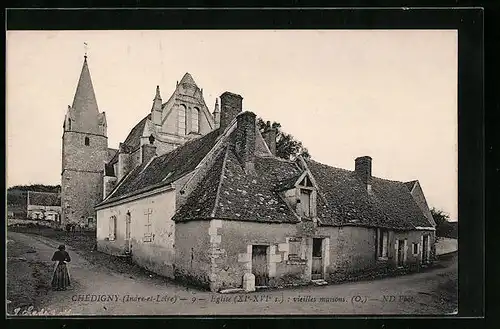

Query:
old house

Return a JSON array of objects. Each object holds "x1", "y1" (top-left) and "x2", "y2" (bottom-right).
[
  {"x1": 27, "y1": 191, "x2": 62, "y2": 222},
  {"x1": 96, "y1": 91, "x2": 436, "y2": 291}
]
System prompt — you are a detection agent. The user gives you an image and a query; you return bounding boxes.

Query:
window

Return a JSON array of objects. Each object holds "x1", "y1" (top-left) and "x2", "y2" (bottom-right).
[
  {"x1": 84, "y1": 136, "x2": 90, "y2": 146},
  {"x1": 412, "y1": 243, "x2": 419, "y2": 255},
  {"x1": 144, "y1": 208, "x2": 153, "y2": 242},
  {"x1": 299, "y1": 189, "x2": 312, "y2": 217},
  {"x1": 177, "y1": 105, "x2": 187, "y2": 135},
  {"x1": 377, "y1": 228, "x2": 389, "y2": 258},
  {"x1": 109, "y1": 216, "x2": 117, "y2": 240},
  {"x1": 68, "y1": 119, "x2": 72, "y2": 131},
  {"x1": 191, "y1": 107, "x2": 200, "y2": 133}
]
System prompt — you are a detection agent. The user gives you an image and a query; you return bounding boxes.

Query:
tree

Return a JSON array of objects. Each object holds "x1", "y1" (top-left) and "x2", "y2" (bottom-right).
[
  {"x1": 257, "y1": 118, "x2": 311, "y2": 161},
  {"x1": 430, "y1": 207, "x2": 454, "y2": 238}
]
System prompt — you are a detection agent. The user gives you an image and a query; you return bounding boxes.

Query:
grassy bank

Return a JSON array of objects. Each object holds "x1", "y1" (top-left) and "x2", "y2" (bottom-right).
[{"x1": 6, "y1": 237, "x2": 52, "y2": 314}]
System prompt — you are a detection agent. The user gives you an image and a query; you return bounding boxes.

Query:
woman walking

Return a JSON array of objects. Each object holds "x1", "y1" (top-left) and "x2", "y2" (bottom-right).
[{"x1": 51, "y1": 244, "x2": 71, "y2": 291}]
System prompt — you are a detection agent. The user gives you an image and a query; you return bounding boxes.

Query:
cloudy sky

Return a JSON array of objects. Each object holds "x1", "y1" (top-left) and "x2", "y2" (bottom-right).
[{"x1": 6, "y1": 30, "x2": 458, "y2": 220}]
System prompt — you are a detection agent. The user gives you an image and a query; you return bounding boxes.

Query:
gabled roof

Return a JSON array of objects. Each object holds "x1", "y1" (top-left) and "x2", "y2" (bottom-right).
[
  {"x1": 100, "y1": 128, "x2": 221, "y2": 205},
  {"x1": 28, "y1": 191, "x2": 61, "y2": 207},
  {"x1": 306, "y1": 160, "x2": 432, "y2": 230},
  {"x1": 404, "y1": 180, "x2": 418, "y2": 191},
  {"x1": 179, "y1": 72, "x2": 197, "y2": 86},
  {"x1": 122, "y1": 114, "x2": 151, "y2": 152},
  {"x1": 173, "y1": 138, "x2": 303, "y2": 224},
  {"x1": 107, "y1": 148, "x2": 118, "y2": 162}
]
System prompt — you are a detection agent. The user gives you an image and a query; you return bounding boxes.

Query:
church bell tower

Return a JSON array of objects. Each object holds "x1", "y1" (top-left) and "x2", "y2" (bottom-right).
[{"x1": 61, "y1": 54, "x2": 108, "y2": 228}]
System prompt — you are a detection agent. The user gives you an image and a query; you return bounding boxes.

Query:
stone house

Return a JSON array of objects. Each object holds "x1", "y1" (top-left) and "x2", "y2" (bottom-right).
[
  {"x1": 96, "y1": 92, "x2": 436, "y2": 292},
  {"x1": 27, "y1": 191, "x2": 62, "y2": 222}
]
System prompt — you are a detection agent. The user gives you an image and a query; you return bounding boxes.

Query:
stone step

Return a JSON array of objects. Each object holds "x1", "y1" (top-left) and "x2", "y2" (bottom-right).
[{"x1": 311, "y1": 279, "x2": 328, "y2": 286}]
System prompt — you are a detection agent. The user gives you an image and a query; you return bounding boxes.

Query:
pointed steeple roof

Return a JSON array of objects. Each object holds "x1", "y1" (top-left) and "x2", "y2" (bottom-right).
[
  {"x1": 179, "y1": 72, "x2": 197, "y2": 86},
  {"x1": 72, "y1": 56, "x2": 99, "y2": 114},
  {"x1": 155, "y1": 85, "x2": 162, "y2": 99}
]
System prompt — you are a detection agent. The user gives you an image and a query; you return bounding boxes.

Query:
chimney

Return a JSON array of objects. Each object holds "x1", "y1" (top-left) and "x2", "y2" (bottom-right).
[
  {"x1": 235, "y1": 111, "x2": 257, "y2": 174},
  {"x1": 262, "y1": 121, "x2": 277, "y2": 156},
  {"x1": 219, "y1": 91, "x2": 243, "y2": 132},
  {"x1": 355, "y1": 156, "x2": 372, "y2": 193},
  {"x1": 142, "y1": 135, "x2": 157, "y2": 164},
  {"x1": 117, "y1": 143, "x2": 130, "y2": 182}
]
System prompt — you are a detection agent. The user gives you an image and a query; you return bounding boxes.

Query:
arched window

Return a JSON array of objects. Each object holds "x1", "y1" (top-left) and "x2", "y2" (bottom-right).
[
  {"x1": 191, "y1": 107, "x2": 200, "y2": 133},
  {"x1": 84, "y1": 136, "x2": 90, "y2": 146},
  {"x1": 178, "y1": 105, "x2": 187, "y2": 135}
]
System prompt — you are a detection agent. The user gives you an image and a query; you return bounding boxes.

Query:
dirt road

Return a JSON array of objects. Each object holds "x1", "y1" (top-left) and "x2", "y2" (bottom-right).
[{"x1": 7, "y1": 232, "x2": 457, "y2": 316}]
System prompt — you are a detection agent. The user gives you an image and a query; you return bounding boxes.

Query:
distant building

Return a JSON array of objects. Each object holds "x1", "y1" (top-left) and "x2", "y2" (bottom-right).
[{"x1": 27, "y1": 191, "x2": 61, "y2": 222}]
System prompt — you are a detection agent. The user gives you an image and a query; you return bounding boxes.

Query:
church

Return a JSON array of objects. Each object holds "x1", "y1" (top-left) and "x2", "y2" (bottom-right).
[{"x1": 62, "y1": 55, "x2": 437, "y2": 292}]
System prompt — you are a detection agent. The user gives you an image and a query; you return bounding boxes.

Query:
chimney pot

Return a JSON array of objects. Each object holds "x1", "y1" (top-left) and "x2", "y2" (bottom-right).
[{"x1": 262, "y1": 122, "x2": 277, "y2": 156}]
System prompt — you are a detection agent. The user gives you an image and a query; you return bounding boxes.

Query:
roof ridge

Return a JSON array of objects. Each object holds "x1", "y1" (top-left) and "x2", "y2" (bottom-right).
[{"x1": 210, "y1": 146, "x2": 230, "y2": 218}]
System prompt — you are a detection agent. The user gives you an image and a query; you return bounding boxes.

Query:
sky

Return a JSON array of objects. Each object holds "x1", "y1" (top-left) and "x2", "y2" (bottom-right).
[{"x1": 6, "y1": 30, "x2": 458, "y2": 220}]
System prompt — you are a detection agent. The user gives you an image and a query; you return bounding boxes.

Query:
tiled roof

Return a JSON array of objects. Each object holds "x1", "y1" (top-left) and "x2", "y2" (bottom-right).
[
  {"x1": 404, "y1": 180, "x2": 418, "y2": 191},
  {"x1": 306, "y1": 160, "x2": 432, "y2": 230},
  {"x1": 173, "y1": 132, "x2": 302, "y2": 224},
  {"x1": 107, "y1": 148, "x2": 118, "y2": 162},
  {"x1": 123, "y1": 114, "x2": 151, "y2": 152},
  {"x1": 172, "y1": 146, "x2": 228, "y2": 221},
  {"x1": 28, "y1": 191, "x2": 61, "y2": 207},
  {"x1": 101, "y1": 128, "x2": 221, "y2": 204}
]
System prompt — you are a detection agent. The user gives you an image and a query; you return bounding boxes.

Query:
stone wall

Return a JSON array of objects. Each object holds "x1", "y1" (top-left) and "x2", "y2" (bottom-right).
[
  {"x1": 174, "y1": 220, "x2": 212, "y2": 289},
  {"x1": 61, "y1": 131, "x2": 108, "y2": 226},
  {"x1": 410, "y1": 182, "x2": 435, "y2": 226},
  {"x1": 210, "y1": 220, "x2": 308, "y2": 292},
  {"x1": 96, "y1": 189, "x2": 176, "y2": 278},
  {"x1": 61, "y1": 170, "x2": 103, "y2": 226}
]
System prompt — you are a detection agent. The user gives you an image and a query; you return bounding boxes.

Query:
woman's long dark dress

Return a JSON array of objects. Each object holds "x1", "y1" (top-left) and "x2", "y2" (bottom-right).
[{"x1": 51, "y1": 250, "x2": 71, "y2": 290}]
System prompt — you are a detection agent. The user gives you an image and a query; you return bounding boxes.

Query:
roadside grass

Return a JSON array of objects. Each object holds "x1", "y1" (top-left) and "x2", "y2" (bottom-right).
[{"x1": 6, "y1": 238, "x2": 52, "y2": 314}]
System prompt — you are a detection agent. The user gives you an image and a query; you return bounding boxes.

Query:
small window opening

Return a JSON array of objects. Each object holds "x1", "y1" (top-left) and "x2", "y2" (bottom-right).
[{"x1": 84, "y1": 137, "x2": 90, "y2": 146}]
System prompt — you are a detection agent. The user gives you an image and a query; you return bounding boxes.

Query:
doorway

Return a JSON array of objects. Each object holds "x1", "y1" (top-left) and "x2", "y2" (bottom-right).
[
  {"x1": 422, "y1": 235, "x2": 429, "y2": 264},
  {"x1": 397, "y1": 239, "x2": 405, "y2": 267},
  {"x1": 252, "y1": 245, "x2": 269, "y2": 286},
  {"x1": 311, "y1": 238, "x2": 323, "y2": 280}
]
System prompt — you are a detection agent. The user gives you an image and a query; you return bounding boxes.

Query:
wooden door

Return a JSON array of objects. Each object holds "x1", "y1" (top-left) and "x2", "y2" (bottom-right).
[
  {"x1": 252, "y1": 245, "x2": 269, "y2": 286},
  {"x1": 422, "y1": 235, "x2": 429, "y2": 264},
  {"x1": 397, "y1": 240, "x2": 405, "y2": 267},
  {"x1": 311, "y1": 238, "x2": 323, "y2": 279}
]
